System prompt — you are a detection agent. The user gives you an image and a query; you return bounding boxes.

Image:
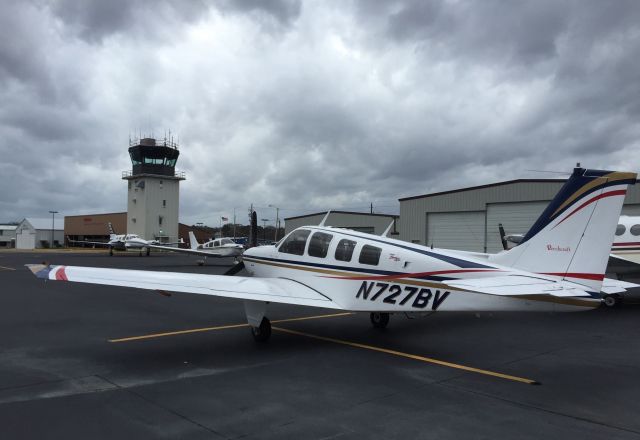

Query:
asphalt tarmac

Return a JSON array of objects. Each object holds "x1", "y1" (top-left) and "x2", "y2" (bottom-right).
[{"x1": 1, "y1": 250, "x2": 640, "y2": 439}]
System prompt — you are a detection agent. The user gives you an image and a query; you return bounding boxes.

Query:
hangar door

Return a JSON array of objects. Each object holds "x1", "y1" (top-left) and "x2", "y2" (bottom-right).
[
  {"x1": 426, "y1": 211, "x2": 485, "y2": 252},
  {"x1": 16, "y1": 231, "x2": 36, "y2": 249},
  {"x1": 486, "y1": 202, "x2": 548, "y2": 253}
]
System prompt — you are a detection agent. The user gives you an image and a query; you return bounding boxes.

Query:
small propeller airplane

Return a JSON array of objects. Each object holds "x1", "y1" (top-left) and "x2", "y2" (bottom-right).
[
  {"x1": 30, "y1": 167, "x2": 638, "y2": 342},
  {"x1": 147, "y1": 231, "x2": 244, "y2": 264},
  {"x1": 69, "y1": 223, "x2": 182, "y2": 256}
]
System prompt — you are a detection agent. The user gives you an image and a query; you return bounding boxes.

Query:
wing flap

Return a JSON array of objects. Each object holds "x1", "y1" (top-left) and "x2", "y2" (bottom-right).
[
  {"x1": 27, "y1": 265, "x2": 342, "y2": 309},
  {"x1": 447, "y1": 275, "x2": 595, "y2": 298}
]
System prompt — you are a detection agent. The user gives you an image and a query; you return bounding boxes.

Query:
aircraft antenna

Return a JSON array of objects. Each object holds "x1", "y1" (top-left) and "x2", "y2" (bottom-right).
[{"x1": 318, "y1": 210, "x2": 331, "y2": 227}]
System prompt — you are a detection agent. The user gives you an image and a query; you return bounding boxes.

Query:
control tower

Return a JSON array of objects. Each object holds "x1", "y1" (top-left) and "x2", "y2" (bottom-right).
[{"x1": 122, "y1": 137, "x2": 185, "y2": 242}]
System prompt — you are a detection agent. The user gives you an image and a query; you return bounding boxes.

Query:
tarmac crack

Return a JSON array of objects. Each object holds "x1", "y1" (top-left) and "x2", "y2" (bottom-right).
[{"x1": 95, "y1": 374, "x2": 228, "y2": 439}]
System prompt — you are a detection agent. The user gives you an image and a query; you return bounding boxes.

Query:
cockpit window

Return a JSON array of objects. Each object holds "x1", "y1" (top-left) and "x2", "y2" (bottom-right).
[
  {"x1": 221, "y1": 238, "x2": 234, "y2": 245},
  {"x1": 631, "y1": 225, "x2": 640, "y2": 236},
  {"x1": 335, "y1": 239, "x2": 356, "y2": 262},
  {"x1": 213, "y1": 240, "x2": 220, "y2": 247},
  {"x1": 616, "y1": 224, "x2": 626, "y2": 236},
  {"x1": 308, "y1": 232, "x2": 333, "y2": 258},
  {"x1": 279, "y1": 229, "x2": 311, "y2": 255},
  {"x1": 359, "y1": 245, "x2": 382, "y2": 266}
]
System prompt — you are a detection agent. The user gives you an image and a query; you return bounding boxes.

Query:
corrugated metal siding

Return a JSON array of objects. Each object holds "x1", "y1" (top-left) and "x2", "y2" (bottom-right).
[
  {"x1": 485, "y1": 202, "x2": 548, "y2": 253},
  {"x1": 427, "y1": 212, "x2": 485, "y2": 251}
]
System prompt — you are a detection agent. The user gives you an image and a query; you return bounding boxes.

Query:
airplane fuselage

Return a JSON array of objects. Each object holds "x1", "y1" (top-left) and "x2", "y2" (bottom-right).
[{"x1": 243, "y1": 226, "x2": 600, "y2": 313}]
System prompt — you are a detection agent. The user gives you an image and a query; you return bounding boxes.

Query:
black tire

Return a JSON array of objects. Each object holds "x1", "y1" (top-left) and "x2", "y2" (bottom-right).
[
  {"x1": 109, "y1": 248, "x2": 113, "y2": 256},
  {"x1": 251, "y1": 317, "x2": 271, "y2": 342},
  {"x1": 146, "y1": 247, "x2": 150, "y2": 256},
  {"x1": 603, "y1": 294, "x2": 620, "y2": 308},
  {"x1": 370, "y1": 312, "x2": 390, "y2": 329}
]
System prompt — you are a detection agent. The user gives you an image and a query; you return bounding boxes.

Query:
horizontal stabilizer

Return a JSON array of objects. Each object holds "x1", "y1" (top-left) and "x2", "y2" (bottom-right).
[{"x1": 446, "y1": 275, "x2": 598, "y2": 299}]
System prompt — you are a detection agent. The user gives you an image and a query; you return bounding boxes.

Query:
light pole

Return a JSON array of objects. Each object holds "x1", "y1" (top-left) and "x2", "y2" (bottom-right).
[
  {"x1": 268, "y1": 204, "x2": 279, "y2": 241},
  {"x1": 48, "y1": 210, "x2": 58, "y2": 249},
  {"x1": 261, "y1": 219, "x2": 269, "y2": 240}
]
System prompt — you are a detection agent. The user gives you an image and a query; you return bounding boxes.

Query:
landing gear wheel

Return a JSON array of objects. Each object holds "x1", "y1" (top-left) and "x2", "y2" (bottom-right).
[
  {"x1": 109, "y1": 248, "x2": 113, "y2": 256},
  {"x1": 146, "y1": 247, "x2": 150, "y2": 256},
  {"x1": 370, "y1": 312, "x2": 390, "y2": 329},
  {"x1": 603, "y1": 294, "x2": 620, "y2": 308},
  {"x1": 251, "y1": 317, "x2": 271, "y2": 342}
]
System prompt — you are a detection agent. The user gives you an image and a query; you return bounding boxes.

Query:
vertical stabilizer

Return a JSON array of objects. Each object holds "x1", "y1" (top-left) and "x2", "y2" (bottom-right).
[
  {"x1": 188, "y1": 231, "x2": 200, "y2": 250},
  {"x1": 489, "y1": 168, "x2": 637, "y2": 291},
  {"x1": 107, "y1": 222, "x2": 117, "y2": 240}
]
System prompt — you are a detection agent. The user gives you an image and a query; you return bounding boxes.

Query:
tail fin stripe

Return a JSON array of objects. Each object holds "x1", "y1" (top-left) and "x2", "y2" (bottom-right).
[
  {"x1": 552, "y1": 189, "x2": 627, "y2": 229},
  {"x1": 540, "y1": 272, "x2": 604, "y2": 281}
]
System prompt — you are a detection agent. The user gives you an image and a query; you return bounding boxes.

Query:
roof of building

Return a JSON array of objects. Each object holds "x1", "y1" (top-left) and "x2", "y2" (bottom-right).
[
  {"x1": 0, "y1": 225, "x2": 17, "y2": 231},
  {"x1": 23, "y1": 218, "x2": 64, "y2": 230},
  {"x1": 398, "y1": 178, "x2": 567, "y2": 202},
  {"x1": 64, "y1": 212, "x2": 127, "y2": 219},
  {"x1": 285, "y1": 210, "x2": 399, "y2": 221}
]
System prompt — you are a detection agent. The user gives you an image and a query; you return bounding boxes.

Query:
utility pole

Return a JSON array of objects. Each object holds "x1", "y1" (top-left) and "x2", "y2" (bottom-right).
[
  {"x1": 370, "y1": 202, "x2": 373, "y2": 214},
  {"x1": 48, "y1": 211, "x2": 58, "y2": 248},
  {"x1": 268, "y1": 204, "x2": 280, "y2": 241},
  {"x1": 261, "y1": 219, "x2": 269, "y2": 240}
]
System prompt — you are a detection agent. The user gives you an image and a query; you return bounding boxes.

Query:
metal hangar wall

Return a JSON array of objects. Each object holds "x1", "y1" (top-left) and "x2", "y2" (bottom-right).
[
  {"x1": 284, "y1": 211, "x2": 399, "y2": 236},
  {"x1": 398, "y1": 178, "x2": 640, "y2": 253}
]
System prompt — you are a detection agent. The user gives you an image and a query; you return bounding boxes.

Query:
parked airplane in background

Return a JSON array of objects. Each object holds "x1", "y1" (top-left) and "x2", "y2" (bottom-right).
[
  {"x1": 611, "y1": 216, "x2": 640, "y2": 263},
  {"x1": 69, "y1": 223, "x2": 181, "y2": 256},
  {"x1": 148, "y1": 231, "x2": 244, "y2": 265},
  {"x1": 30, "y1": 168, "x2": 638, "y2": 342}
]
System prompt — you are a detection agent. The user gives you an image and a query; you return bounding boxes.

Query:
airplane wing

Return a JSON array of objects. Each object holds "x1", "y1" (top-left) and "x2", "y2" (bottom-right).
[
  {"x1": 445, "y1": 275, "x2": 597, "y2": 298},
  {"x1": 145, "y1": 244, "x2": 233, "y2": 257},
  {"x1": 600, "y1": 277, "x2": 640, "y2": 294},
  {"x1": 26, "y1": 265, "x2": 342, "y2": 309}
]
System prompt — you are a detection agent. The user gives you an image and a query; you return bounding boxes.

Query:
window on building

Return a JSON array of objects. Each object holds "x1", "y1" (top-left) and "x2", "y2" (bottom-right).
[
  {"x1": 631, "y1": 225, "x2": 640, "y2": 236},
  {"x1": 412, "y1": 240, "x2": 421, "y2": 244},
  {"x1": 159, "y1": 216, "x2": 163, "y2": 226},
  {"x1": 132, "y1": 218, "x2": 136, "y2": 223},
  {"x1": 335, "y1": 239, "x2": 356, "y2": 261},
  {"x1": 308, "y1": 232, "x2": 333, "y2": 258},
  {"x1": 278, "y1": 229, "x2": 311, "y2": 255},
  {"x1": 359, "y1": 245, "x2": 382, "y2": 265},
  {"x1": 616, "y1": 224, "x2": 626, "y2": 236},
  {"x1": 163, "y1": 200, "x2": 166, "y2": 207}
]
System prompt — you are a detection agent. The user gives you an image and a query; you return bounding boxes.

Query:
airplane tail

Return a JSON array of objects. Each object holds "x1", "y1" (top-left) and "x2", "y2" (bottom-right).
[
  {"x1": 488, "y1": 167, "x2": 637, "y2": 291},
  {"x1": 188, "y1": 231, "x2": 200, "y2": 250},
  {"x1": 107, "y1": 222, "x2": 117, "y2": 240}
]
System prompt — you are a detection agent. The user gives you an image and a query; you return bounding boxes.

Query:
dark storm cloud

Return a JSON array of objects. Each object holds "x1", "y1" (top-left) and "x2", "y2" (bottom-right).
[{"x1": 1, "y1": 1, "x2": 639, "y2": 224}]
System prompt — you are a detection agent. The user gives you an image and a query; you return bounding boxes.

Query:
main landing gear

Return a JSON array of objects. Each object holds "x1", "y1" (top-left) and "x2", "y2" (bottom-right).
[
  {"x1": 370, "y1": 312, "x2": 390, "y2": 329},
  {"x1": 251, "y1": 317, "x2": 272, "y2": 342},
  {"x1": 603, "y1": 294, "x2": 621, "y2": 308}
]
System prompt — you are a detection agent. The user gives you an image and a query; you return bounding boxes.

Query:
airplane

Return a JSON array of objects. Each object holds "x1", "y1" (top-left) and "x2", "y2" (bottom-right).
[
  {"x1": 147, "y1": 231, "x2": 244, "y2": 265},
  {"x1": 29, "y1": 167, "x2": 639, "y2": 342},
  {"x1": 611, "y1": 215, "x2": 640, "y2": 264},
  {"x1": 69, "y1": 223, "x2": 181, "y2": 256}
]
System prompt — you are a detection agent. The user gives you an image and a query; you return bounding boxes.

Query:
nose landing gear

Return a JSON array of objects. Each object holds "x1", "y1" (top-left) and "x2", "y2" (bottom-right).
[{"x1": 370, "y1": 312, "x2": 390, "y2": 329}]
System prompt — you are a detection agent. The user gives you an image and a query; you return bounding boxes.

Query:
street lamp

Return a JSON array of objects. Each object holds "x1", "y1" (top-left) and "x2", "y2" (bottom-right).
[
  {"x1": 48, "y1": 211, "x2": 58, "y2": 249},
  {"x1": 268, "y1": 204, "x2": 280, "y2": 241},
  {"x1": 261, "y1": 219, "x2": 270, "y2": 240}
]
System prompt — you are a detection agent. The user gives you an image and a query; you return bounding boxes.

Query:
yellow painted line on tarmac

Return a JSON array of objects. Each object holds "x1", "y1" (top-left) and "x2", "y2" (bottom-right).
[
  {"x1": 273, "y1": 326, "x2": 539, "y2": 385},
  {"x1": 108, "y1": 312, "x2": 354, "y2": 343},
  {"x1": 0, "y1": 265, "x2": 15, "y2": 271}
]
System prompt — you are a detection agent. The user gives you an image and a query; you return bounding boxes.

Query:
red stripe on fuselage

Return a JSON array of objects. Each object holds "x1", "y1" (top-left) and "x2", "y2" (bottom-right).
[
  {"x1": 613, "y1": 242, "x2": 640, "y2": 247},
  {"x1": 540, "y1": 272, "x2": 604, "y2": 281},
  {"x1": 55, "y1": 267, "x2": 68, "y2": 281},
  {"x1": 553, "y1": 190, "x2": 627, "y2": 228},
  {"x1": 323, "y1": 268, "x2": 503, "y2": 281}
]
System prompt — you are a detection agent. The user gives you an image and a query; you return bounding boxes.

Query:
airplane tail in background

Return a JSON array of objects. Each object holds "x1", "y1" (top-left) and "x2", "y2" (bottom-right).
[
  {"x1": 489, "y1": 168, "x2": 637, "y2": 291},
  {"x1": 107, "y1": 222, "x2": 117, "y2": 240},
  {"x1": 188, "y1": 231, "x2": 200, "y2": 250}
]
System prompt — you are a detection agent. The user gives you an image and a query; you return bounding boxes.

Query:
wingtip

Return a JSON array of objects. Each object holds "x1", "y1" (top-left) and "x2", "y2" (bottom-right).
[{"x1": 25, "y1": 264, "x2": 51, "y2": 279}]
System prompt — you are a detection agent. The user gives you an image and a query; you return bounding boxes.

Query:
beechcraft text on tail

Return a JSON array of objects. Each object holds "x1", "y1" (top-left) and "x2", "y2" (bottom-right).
[{"x1": 29, "y1": 167, "x2": 639, "y2": 342}]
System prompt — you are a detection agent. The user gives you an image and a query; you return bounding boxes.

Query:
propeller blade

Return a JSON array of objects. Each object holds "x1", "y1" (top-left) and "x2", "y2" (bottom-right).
[{"x1": 224, "y1": 261, "x2": 245, "y2": 276}]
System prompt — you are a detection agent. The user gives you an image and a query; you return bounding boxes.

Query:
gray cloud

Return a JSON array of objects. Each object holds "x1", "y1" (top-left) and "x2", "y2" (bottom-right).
[{"x1": 1, "y1": 1, "x2": 639, "y2": 225}]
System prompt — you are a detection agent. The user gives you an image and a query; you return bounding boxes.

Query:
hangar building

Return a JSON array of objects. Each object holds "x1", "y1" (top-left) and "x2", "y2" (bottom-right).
[
  {"x1": 285, "y1": 211, "x2": 399, "y2": 236},
  {"x1": 398, "y1": 177, "x2": 640, "y2": 253},
  {"x1": 64, "y1": 212, "x2": 127, "y2": 244},
  {"x1": 0, "y1": 225, "x2": 17, "y2": 248},
  {"x1": 16, "y1": 218, "x2": 64, "y2": 249}
]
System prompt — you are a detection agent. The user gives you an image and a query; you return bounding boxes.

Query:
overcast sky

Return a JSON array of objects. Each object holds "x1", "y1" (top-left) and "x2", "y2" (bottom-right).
[{"x1": 1, "y1": 0, "x2": 639, "y2": 226}]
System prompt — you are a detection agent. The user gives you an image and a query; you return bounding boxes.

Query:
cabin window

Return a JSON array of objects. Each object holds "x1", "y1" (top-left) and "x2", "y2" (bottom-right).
[
  {"x1": 279, "y1": 229, "x2": 311, "y2": 255},
  {"x1": 615, "y1": 224, "x2": 626, "y2": 236},
  {"x1": 214, "y1": 241, "x2": 220, "y2": 247},
  {"x1": 359, "y1": 245, "x2": 382, "y2": 265},
  {"x1": 631, "y1": 225, "x2": 640, "y2": 236},
  {"x1": 335, "y1": 239, "x2": 356, "y2": 261},
  {"x1": 308, "y1": 232, "x2": 333, "y2": 258}
]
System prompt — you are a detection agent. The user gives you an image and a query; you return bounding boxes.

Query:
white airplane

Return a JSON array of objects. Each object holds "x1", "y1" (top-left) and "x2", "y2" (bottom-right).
[
  {"x1": 612, "y1": 215, "x2": 640, "y2": 263},
  {"x1": 69, "y1": 223, "x2": 181, "y2": 256},
  {"x1": 147, "y1": 231, "x2": 244, "y2": 264},
  {"x1": 29, "y1": 168, "x2": 638, "y2": 342}
]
